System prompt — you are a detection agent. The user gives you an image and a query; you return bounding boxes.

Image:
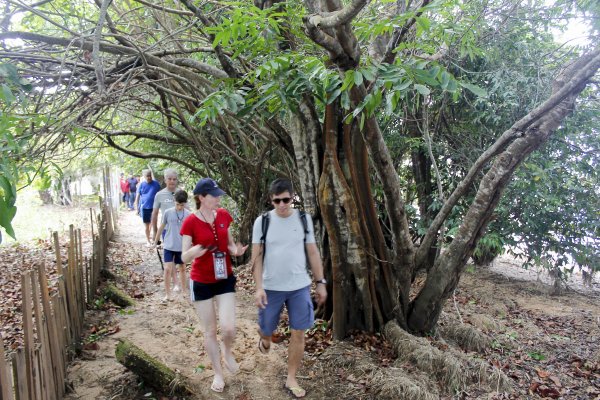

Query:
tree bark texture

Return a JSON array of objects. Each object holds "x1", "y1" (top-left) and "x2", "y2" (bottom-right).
[{"x1": 115, "y1": 339, "x2": 193, "y2": 396}]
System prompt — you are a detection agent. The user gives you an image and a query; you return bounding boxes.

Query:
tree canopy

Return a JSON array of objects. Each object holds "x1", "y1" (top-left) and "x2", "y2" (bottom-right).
[{"x1": 1, "y1": 0, "x2": 599, "y2": 335}]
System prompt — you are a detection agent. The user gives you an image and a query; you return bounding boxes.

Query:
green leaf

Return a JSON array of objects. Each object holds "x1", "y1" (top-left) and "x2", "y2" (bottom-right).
[
  {"x1": 0, "y1": 199, "x2": 16, "y2": 240},
  {"x1": 414, "y1": 84, "x2": 430, "y2": 96},
  {"x1": 341, "y1": 72, "x2": 354, "y2": 91},
  {"x1": 440, "y1": 71, "x2": 451, "y2": 90},
  {"x1": 416, "y1": 16, "x2": 431, "y2": 31},
  {"x1": 0, "y1": 176, "x2": 16, "y2": 205},
  {"x1": 327, "y1": 88, "x2": 341, "y2": 104},
  {"x1": 361, "y1": 67, "x2": 376, "y2": 82},
  {"x1": 0, "y1": 84, "x2": 16, "y2": 105},
  {"x1": 353, "y1": 70, "x2": 363, "y2": 86},
  {"x1": 460, "y1": 82, "x2": 488, "y2": 98}
]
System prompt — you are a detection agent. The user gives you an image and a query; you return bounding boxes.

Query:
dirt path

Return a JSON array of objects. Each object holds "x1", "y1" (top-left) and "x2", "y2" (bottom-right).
[{"x1": 64, "y1": 210, "x2": 600, "y2": 399}]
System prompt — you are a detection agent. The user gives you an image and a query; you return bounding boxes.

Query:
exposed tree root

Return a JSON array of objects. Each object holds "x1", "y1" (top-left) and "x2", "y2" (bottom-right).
[
  {"x1": 319, "y1": 343, "x2": 439, "y2": 399},
  {"x1": 373, "y1": 374, "x2": 439, "y2": 400},
  {"x1": 438, "y1": 322, "x2": 491, "y2": 353},
  {"x1": 115, "y1": 339, "x2": 193, "y2": 396},
  {"x1": 103, "y1": 283, "x2": 135, "y2": 307},
  {"x1": 384, "y1": 321, "x2": 511, "y2": 394}
]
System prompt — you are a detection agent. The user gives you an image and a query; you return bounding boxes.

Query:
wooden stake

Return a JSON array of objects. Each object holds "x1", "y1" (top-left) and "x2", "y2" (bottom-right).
[
  {"x1": 0, "y1": 334, "x2": 14, "y2": 400},
  {"x1": 21, "y1": 273, "x2": 36, "y2": 400}
]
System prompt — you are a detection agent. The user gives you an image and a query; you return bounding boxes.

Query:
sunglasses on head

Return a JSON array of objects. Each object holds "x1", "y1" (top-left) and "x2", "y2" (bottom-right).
[{"x1": 272, "y1": 197, "x2": 292, "y2": 205}]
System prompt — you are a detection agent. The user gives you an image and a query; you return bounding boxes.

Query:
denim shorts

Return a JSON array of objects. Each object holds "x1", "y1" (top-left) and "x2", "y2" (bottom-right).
[
  {"x1": 259, "y1": 285, "x2": 314, "y2": 335},
  {"x1": 163, "y1": 249, "x2": 183, "y2": 264},
  {"x1": 190, "y1": 275, "x2": 236, "y2": 301}
]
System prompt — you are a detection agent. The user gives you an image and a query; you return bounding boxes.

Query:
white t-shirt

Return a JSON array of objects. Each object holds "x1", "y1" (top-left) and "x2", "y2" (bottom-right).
[{"x1": 251, "y1": 209, "x2": 316, "y2": 291}]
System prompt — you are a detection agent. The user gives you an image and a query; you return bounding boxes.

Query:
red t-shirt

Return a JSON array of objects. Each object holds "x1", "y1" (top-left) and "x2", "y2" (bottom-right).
[
  {"x1": 120, "y1": 179, "x2": 129, "y2": 193},
  {"x1": 180, "y1": 209, "x2": 233, "y2": 283}
]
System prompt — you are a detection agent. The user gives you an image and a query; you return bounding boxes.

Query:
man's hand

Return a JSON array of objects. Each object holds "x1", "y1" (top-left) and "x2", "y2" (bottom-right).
[
  {"x1": 254, "y1": 289, "x2": 268, "y2": 309},
  {"x1": 315, "y1": 284, "x2": 327, "y2": 306}
]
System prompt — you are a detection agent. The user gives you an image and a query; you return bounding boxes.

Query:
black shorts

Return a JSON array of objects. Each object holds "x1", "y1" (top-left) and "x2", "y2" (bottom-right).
[
  {"x1": 142, "y1": 208, "x2": 153, "y2": 223},
  {"x1": 191, "y1": 275, "x2": 236, "y2": 301}
]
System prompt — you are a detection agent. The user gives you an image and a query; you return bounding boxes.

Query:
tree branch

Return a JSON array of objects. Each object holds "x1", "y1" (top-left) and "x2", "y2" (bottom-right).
[
  {"x1": 104, "y1": 136, "x2": 203, "y2": 174},
  {"x1": 305, "y1": 0, "x2": 369, "y2": 28},
  {"x1": 92, "y1": 0, "x2": 112, "y2": 95},
  {"x1": 0, "y1": 31, "x2": 213, "y2": 87},
  {"x1": 415, "y1": 45, "x2": 600, "y2": 268}
]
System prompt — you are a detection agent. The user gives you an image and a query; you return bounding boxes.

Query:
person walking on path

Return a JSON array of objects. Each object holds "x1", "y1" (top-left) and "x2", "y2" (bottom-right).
[
  {"x1": 152, "y1": 168, "x2": 183, "y2": 291},
  {"x1": 154, "y1": 189, "x2": 190, "y2": 301},
  {"x1": 126, "y1": 174, "x2": 138, "y2": 210},
  {"x1": 134, "y1": 169, "x2": 161, "y2": 246},
  {"x1": 119, "y1": 173, "x2": 130, "y2": 208},
  {"x1": 181, "y1": 177, "x2": 248, "y2": 394},
  {"x1": 251, "y1": 178, "x2": 327, "y2": 399}
]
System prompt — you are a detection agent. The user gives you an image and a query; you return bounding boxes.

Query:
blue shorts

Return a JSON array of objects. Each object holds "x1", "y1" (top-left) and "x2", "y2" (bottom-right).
[
  {"x1": 259, "y1": 285, "x2": 314, "y2": 335},
  {"x1": 163, "y1": 249, "x2": 183, "y2": 264},
  {"x1": 141, "y1": 208, "x2": 153, "y2": 223},
  {"x1": 190, "y1": 275, "x2": 236, "y2": 301}
]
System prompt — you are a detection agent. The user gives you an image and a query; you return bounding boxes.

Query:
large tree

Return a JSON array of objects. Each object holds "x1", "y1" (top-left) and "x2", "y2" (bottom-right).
[{"x1": 1, "y1": 0, "x2": 599, "y2": 339}]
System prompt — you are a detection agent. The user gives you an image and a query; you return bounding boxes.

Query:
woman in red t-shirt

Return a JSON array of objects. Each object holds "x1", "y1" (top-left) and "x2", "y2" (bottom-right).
[{"x1": 181, "y1": 178, "x2": 248, "y2": 393}]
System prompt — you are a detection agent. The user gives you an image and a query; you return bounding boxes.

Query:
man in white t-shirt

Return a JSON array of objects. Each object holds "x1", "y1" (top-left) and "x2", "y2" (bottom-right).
[
  {"x1": 251, "y1": 178, "x2": 327, "y2": 399},
  {"x1": 151, "y1": 168, "x2": 181, "y2": 288},
  {"x1": 151, "y1": 168, "x2": 180, "y2": 235}
]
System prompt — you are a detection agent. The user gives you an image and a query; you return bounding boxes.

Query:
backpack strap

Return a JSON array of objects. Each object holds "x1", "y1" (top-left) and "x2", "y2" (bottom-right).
[
  {"x1": 299, "y1": 210, "x2": 311, "y2": 275},
  {"x1": 299, "y1": 210, "x2": 308, "y2": 243},
  {"x1": 260, "y1": 210, "x2": 310, "y2": 273},
  {"x1": 260, "y1": 211, "x2": 270, "y2": 263}
]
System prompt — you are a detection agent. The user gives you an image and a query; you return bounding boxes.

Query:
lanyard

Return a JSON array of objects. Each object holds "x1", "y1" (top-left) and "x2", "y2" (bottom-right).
[{"x1": 199, "y1": 209, "x2": 218, "y2": 246}]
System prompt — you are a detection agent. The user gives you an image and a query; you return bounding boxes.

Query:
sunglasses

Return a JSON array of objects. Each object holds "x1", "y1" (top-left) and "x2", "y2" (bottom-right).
[{"x1": 272, "y1": 197, "x2": 292, "y2": 205}]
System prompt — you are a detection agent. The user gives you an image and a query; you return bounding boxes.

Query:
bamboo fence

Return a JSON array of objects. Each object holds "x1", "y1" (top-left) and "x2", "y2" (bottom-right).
[{"x1": 0, "y1": 198, "x2": 115, "y2": 400}]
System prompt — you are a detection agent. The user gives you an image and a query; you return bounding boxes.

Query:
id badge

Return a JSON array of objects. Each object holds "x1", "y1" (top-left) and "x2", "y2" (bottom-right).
[{"x1": 213, "y1": 251, "x2": 227, "y2": 280}]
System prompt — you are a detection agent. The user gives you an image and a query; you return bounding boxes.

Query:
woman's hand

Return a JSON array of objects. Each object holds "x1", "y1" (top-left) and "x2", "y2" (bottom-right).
[
  {"x1": 229, "y1": 242, "x2": 249, "y2": 257},
  {"x1": 190, "y1": 244, "x2": 209, "y2": 259}
]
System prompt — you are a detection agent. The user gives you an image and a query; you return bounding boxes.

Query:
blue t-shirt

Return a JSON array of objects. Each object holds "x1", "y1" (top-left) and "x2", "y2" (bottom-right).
[
  {"x1": 138, "y1": 180, "x2": 161, "y2": 209},
  {"x1": 127, "y1": 177, "x2": 138, "y2": 192}
]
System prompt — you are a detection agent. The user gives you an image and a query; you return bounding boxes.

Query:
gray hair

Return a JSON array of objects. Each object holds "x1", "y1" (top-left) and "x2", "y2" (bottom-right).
[
  {"x1": 142, "y1": 169, "x2": 152, "y2": 177},
  {"x1": 163, "y1": 168, "x2": 178, "y2": 179}
]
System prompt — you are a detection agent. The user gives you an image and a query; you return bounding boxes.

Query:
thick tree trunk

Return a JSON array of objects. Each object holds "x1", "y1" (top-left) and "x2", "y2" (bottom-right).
[{"x1": 317, "y1": 100, "x2": 400, "y2": 338}]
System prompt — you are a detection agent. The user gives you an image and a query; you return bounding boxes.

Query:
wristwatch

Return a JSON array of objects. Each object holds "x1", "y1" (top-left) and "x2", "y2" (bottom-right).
[{"x1": 315, "y1": 278, "x2": 327, "y2": 285}]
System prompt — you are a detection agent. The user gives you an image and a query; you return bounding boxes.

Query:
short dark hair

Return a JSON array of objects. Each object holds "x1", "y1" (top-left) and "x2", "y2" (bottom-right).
[
  {"x1": 269, "y1": 178, "x2": 294, "y2": 197},
  {"x1": 174, "y1": 189, "x2": 188, "y2": 203}
]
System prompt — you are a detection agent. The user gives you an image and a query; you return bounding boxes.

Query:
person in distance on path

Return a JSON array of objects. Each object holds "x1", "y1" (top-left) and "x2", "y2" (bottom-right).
[{"x1": 154, "y1": 189, "x2": 190, "y2": 301}]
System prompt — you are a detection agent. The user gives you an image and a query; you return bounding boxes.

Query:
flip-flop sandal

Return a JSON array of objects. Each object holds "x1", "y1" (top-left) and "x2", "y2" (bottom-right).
[
  {"x1": 210, "y1": 379, "x2": 225, "y2": 393},
  {"x1": 258, "y1": 337, "x2": 270, "y2": 354},
  {"x1": 284, "y1": 385, "x2": 306, "y2": 398}
]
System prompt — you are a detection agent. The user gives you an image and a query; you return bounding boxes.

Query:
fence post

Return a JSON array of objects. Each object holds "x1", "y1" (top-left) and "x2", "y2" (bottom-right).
[
  {"x1": 52, "y1": 232, "x2": 71, "y2": 349},
  {"x1": 38, "y1": 263, "x2": 65, "y2": 399},
  {"x1": 0, "y1": 334, "x2": 13, "y2": 400},
  {"x1": 21, "y1": 272, "x2": 36, "y2": 400}
]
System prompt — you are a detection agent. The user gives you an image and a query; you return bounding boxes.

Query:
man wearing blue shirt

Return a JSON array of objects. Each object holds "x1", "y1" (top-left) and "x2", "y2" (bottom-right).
[{"x1": 134, "y1": 169, "x2": 161, "y2": 246}]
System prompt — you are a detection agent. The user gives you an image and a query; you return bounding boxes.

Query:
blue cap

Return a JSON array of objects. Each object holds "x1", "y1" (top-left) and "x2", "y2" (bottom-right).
[{"x1": 193, "y1": 178, "x2": 226, "y2": 196}]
